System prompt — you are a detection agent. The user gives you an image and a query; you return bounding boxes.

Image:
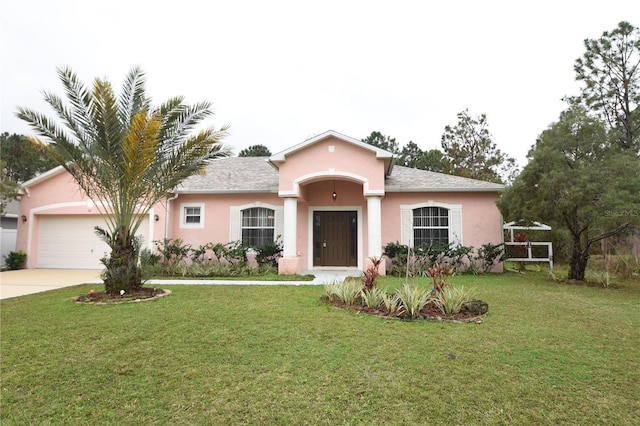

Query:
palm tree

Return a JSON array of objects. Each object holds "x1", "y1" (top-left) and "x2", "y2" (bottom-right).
[{"x1": 18, "y1": 66, "x2": 230, "y2": 294}]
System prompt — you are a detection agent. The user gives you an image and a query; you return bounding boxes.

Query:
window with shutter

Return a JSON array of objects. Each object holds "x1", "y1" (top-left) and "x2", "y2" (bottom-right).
[{"x1": 400, "y1": 202, "x2": 463, "y2": 247}]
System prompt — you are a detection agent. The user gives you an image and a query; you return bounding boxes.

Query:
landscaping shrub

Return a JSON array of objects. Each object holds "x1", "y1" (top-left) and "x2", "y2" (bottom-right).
[
  {"x1": 175, "y1": 261, "x2": 256, "y2": 277},
  {"x1": 211, "y1": 241, "x2": 247, "y2": 264},
  {"x1": 323, "y1": 281, "x2": 341, "y2": 302},
  {"x1": 384, "y1": 241, "x2": 475, "y2": 276},
  {"x1": 139, "y1": 248, "x2": 161, "y2": 268},
  {"x1": 254, "y1": 238, "x2": 282, "y2": 268},
  {"x1": 382, "y1": 292, "x2": 404, "y2": 316},
  {"x1": 326, "y1": 278, "x2": 362, "y2": 305},
  {"x1": 154, "y1": 238, "x2": 191, "y2": 267},
  {"x1": 589, "y1": 271, "x2": 613, "y2": 287},
  {"x1": 396, "y1": 283, "x2": 431, "y2": 318},
  {"x1": 614, "y1": 254, "x2": 640, "y2": 277},
  {"x1": 428, "y1": 261, "x2": 455, "y2": 294},
  {"x1": 362, "y1": 257, "x2": 382, "y2": 290},
  {"x1": 432, "y1": 285, "x2": 477, "y2": 315},
  {"x1": 4, "y1": 250, "x2": 27, "y2": 270},
  {"x1": 190, "y1": 242, "x2": 215, "y2": 263},
  {"x1": 447, "y1": 244, "x2": 475, "y2": 272},
  {"x1": 362, "y1": 287, "x2": 386, "y2": 308},
  {"x1": 385, "y1": 241, "x2": 509, "y2": 276},
  {"x1": 474, "y1": 242, "x2": 505, "y2": 273},
  {"x1": 145, "y1": 239, "x2": 254, "y2": 277},
  {"x1": 383, "y1": 241, "x2": 411, "y2": 276},
  {"x1": 591, "y1": 252, "x2": 640, "y2": 279},
  {"x1": 322, "y1": 275, "x2": 488, "y2": 321}
]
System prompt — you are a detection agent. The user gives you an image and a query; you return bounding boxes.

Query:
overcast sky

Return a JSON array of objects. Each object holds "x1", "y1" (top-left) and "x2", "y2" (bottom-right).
[{"x1": 1, "y1": 0, "x2": 638, "y2": 166}]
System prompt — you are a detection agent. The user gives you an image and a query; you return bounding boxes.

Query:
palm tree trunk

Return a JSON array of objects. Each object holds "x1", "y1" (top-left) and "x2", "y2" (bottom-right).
[{"x1": 102, "y1": 229, "x2": 142, "y2": 295}]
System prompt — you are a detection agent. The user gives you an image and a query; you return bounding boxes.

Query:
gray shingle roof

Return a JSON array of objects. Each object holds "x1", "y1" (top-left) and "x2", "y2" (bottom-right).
[
  {"x1": 385, "y1": 166, "x2": 505, "y2": 192},
  {"x1": 177, "y1": 157, "x2": 278, "y2": 193},
  {"x1": 176, "y1": 157, "x2": 504, "y2": 194}
]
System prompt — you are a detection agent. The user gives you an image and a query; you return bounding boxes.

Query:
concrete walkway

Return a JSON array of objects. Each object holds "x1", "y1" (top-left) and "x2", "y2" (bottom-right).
[{"x1": 0, "y1": 269, "x2": 359, "y2": 300}]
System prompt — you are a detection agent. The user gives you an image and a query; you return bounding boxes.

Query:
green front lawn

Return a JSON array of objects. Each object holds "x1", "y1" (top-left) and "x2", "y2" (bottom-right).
[{"x1": 1, "y1": 272, "x2": 639, "y2": 424}]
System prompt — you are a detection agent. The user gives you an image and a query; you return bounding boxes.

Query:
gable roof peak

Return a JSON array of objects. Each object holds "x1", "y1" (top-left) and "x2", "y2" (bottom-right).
[
  {"x1": 269, "y1": 130, "x2": 395, "y2": 163},
  {"x1": 269, "y1": 130, "x2": 395, "y2": 176}
]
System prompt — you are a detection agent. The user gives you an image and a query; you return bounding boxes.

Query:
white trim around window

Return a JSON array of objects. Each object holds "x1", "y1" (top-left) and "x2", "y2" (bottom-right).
[
  {"x1": 399, "y1": 201, "x2": 463, "y2": 247},
  {"x1": 229, "y1": 202, "x2": 284, "y2": 243},
  {"x1": 179, "y1": 203, "x2": 205, "y2": 229}
]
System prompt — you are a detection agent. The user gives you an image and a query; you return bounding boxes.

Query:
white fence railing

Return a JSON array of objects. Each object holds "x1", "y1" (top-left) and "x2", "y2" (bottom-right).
[{"x1": 504, "y1": 241, "x2": 553, "y2": 270}]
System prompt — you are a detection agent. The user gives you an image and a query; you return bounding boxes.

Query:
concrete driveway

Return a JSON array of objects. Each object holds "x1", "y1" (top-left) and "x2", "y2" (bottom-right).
[{"x1": 0, "y1": 269, "x2": 103, "y2": 300}]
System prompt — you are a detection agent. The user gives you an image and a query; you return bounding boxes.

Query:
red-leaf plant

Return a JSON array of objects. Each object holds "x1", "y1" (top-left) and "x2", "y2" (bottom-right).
[
  {"x1": 428, "y1": 261, "x2": 455, "y2": 296},
  {"x1": 362, "y1": 257, "x2": 382, "y2": 291}
]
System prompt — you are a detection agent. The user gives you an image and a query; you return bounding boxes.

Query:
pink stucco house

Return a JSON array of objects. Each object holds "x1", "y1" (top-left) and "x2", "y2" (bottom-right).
[{"x1": 17, "y1": 130, "x2": 504, "y2": 274}]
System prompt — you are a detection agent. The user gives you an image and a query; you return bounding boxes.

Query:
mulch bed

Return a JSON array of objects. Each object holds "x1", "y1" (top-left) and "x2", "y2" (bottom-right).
[
  {"x1": 322, "y1": 297, "x2": 486, "y2": 323},
  {"x1": 73, "y1": 287, "x2": 170, "y2": 304}
]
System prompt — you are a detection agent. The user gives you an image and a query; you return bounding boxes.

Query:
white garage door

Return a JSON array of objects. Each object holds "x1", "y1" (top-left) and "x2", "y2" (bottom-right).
[{"x1": 37, "y1": 215, "x2": 150, "y2": 269}]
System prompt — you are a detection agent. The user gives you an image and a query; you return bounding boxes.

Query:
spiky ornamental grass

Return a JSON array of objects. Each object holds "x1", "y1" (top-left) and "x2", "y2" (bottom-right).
[
  {"x1": 331, "y1": 278, "x2": 363, "y2": 306},
  {"x1": 361, "y1": 286, "x2": 386, "y2": 308},
  {"x1": 382, "y1": 292, "x2": 404, "y2": 316},
  {"x1": 432, "y1": 285, "x2": 478, "y2": 315},
  {"x1": 396, "y1": 283, "x2": 432, "y2": 318},
  {"x1": 17, "y1": 67, "x2": 230, "y2": 294}
]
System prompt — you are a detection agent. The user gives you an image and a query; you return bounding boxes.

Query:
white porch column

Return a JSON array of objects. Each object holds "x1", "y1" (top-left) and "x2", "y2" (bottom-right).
[
  {"x1": 283, "y1": 197, "x2": 298, "y2": 257},
  {"x1": 367, "y1": 196, "x2": 382, "y2": 258}
]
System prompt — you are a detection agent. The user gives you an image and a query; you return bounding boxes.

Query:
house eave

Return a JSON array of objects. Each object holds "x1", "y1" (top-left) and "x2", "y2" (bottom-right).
[
  {"x1": 385, "y1": 186, "x2": 504, "y2": 193},
  {"x1": 20, "y1": 165, "x2": 67, "y2": 192},
  {"x1": 266, "y1": 157, "x2": 280, "y2": 171},
  {"x1": 175, "y1": 189, "x2": 279, "y2": 195}
]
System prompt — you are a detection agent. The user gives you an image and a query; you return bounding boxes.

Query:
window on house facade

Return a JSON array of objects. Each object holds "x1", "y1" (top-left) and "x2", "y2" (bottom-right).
[
  {"x1": 180, "y1": 203, "x2": 204, "y2": 228},
  {"x1": 241, "y1": 207, "x2": 275, "y2": 247},
  {"x1": 413, "y1": 206, "x2": 449, "y2": 246}
]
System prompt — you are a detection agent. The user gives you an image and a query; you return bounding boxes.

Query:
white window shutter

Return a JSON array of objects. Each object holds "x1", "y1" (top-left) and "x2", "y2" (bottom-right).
[
  {"x1": 400, "y1": 208, "x2": 412, "y2": 246},
  {"x1": 449, "y1": 206, "x2": 463, "y2": 245},
  {"x1": 229, "y1": 206, "x2": 241, "y2": 242},
  {"x1": 274, "y1": 206, "x2": 284, "y2": 241}
]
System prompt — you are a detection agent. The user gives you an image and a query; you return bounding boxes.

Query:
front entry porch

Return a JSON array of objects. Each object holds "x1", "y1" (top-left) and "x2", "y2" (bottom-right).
[{"x1": 277, "y1": 177, "x2": 383, "y2": 276}]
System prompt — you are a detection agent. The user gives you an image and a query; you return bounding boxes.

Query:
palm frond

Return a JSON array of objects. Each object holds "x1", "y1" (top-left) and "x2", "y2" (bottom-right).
[
  {"x1": 56, "y1": 66, "x2": 96, "y2": 137},
  {"x1": 157, "y1": 100, "x2": 213, "y2": 149},
  {"x1": 118, "y1": 66, "x2": 149, "y2": 125},
  {"x1": 151, "y1": 126, "x2": 230, "y2": 191},
  {"x1": 122, "y1": 111, "x2": 161, "y2": 187},
  {"x1": 41, "y1": 92, "x2": 87, "y2": 145},
  {"x1": 90, "y1": 78, "x2": 123, "y2": 156},
  {"x1": 16, "y1": 107, "x2": 81, "y2": 167}
]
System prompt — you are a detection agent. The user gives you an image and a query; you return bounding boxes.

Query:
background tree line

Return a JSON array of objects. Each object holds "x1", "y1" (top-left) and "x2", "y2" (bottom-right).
[
  {"x1": 239, "y1": 111, "x2": 519, "y2": 186},
  {"x1": 360, "y1": 110, "x2": 519, "y2": 185},
  {"x1": 0, "y1": 132, "x2": 58, "y2": 214}
]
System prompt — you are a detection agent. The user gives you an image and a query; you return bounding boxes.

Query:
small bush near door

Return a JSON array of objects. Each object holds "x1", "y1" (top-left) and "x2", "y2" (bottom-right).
[{"x1": 5, "y1": 250, "x2": 27, "y2": 270}]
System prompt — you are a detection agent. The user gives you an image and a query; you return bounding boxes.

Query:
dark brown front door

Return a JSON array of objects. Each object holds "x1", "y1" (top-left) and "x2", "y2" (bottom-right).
[{"x1": 313, "y1": 211, "x2": 357, "y2": 266}]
